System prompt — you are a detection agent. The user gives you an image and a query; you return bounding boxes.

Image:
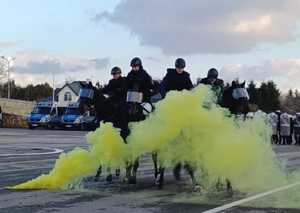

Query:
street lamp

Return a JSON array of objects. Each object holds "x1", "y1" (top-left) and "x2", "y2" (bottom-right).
[{"x1": 0, "y1": 56, "x2": 16, "y2": 99}]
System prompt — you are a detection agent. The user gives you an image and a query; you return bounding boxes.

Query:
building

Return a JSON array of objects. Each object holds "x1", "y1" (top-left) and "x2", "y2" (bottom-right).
[{"x1": 55, "y1": 81, "x2": 90, "y2": 107}]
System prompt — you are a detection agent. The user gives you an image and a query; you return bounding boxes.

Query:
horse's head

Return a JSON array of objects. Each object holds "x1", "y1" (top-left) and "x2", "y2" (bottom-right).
[
  {"x1": 222, "y1": 80, "x2": 250, "y2": 115},
  {"x1": 230, "y1": 80, "x2": 250, "y2": 115}
]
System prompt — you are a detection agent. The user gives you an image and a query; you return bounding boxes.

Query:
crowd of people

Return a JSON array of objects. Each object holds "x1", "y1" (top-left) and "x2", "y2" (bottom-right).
[
  {"x1": 80, "y1": 57, "x2": 230, "y2": 186},
  {"x1": 83, "y1": 57, "x2": 227, "y2": 139},
  {"x1": 268, "y1": 111, "x2": 300, "y2": 145},
  {"x1": 79, "y1": 57, "x2": 300, "y2": 188}
]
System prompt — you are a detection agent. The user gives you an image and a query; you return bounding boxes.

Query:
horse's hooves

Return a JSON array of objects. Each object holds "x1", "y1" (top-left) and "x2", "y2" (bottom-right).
[
  {"x1": 129, "y1": 176, "x2": 137, "y2": 184},
  {"x1": 106, "y1": 174, "x2": 113, "y2": 183},
  {"x1": 94, "y1": 175, "x2": 101, "y2": 182},
  {"x1": 173, "y1": 170, "x2": 181, "y2": 181},
  {"x1": 158, "y1": 183, "x2": 163, "y2": 189},
  {"x1": 193, "y1": 184, "x2": 202, "y2": 192},
  {"x1": 122, "y1": 177, "x2": 129, "y2": 183},
  {"x1": 226, "y1": 186, "x2": 234, "y2": 196},
  {"x1": 116, "y1": 169, "x2": 121, "y2": 177}
]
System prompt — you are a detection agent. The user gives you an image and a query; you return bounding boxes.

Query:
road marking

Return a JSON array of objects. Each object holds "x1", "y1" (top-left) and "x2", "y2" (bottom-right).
[
  {"x1": 0, "y1": 158, "x2": 56, "y2": 166},
  {"x1": 0, "y1": 148, "x2": 63, "y2": 157},
  {"x1": 277, "y1": 152, "x2": 300, "y2": 158},
  {"x1": 203, "y1": 181, "x2": 300, "y2": 213}
]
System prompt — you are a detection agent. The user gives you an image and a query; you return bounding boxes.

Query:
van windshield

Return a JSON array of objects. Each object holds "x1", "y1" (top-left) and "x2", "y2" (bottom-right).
[
  {"x1": 32, "y1": 107, "x2": 51, "y2": 114},
  {"x1": 65, "y1": 108, "x2": 80, "y2": 115}
]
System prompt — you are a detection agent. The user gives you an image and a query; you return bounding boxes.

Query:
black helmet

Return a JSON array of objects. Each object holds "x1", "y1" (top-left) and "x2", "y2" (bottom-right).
[
  {"x1": 207, "y1": 68, "x2": 218, "y2": 79},
  {"x1": 130, "y1": 57, "x2": 142, "y2": 67},
  {"x1": 175, "y1": 58, "x2": 186, "y2": 69},
  {"x1": 111, "y1": 66, "x2": 121, "y2": 75}
]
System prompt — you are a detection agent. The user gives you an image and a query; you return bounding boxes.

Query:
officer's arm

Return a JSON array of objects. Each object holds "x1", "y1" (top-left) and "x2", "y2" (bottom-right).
[
  {"x1": 102, "y1": 81, "x2": 112, "y2": 94},
  {"x1": 160, "y1": 74, "x2": 170, "y2": 97},
  {"x1": 187, "y1": 75, "x2": 194, "y2": 90}
]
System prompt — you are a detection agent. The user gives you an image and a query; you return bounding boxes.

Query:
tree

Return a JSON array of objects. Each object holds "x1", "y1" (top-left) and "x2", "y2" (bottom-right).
[
  {"x1": 246, "y1": 81, "x2": 280, "y2": 113},
  {"x1": 247, "y1": 81, "x2": 259, "y2": 105},
  {"x1": 0, "y1": 82, "x2": 53, "y2": 101}
]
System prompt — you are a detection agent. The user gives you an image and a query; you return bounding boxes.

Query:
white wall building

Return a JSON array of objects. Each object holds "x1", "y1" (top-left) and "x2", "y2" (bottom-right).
[{"x1": 56, "y1": 81, "x2": 89, "y2": 107}]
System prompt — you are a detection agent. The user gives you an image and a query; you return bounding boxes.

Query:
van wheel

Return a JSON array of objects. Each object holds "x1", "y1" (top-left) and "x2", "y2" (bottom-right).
[
  {"x1": 80, "y1": 124, "x2": 86, "y2": 131},
  {"x1": 28, "y1": 124, "x2": 35, "y2": 130},
  {"x1": 47, "y1": 124, "x2": 54, "y2": 130}
]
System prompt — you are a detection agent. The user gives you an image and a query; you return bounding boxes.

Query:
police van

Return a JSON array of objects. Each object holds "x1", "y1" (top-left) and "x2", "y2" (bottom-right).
[
  {"x1": 61, "y1": 102, "x2": 81, "y2": 129},
  {"x1": 47, "y1": 103, "x2": 66, "y2": 129},
  {"x1": 27, "y1": 101, "x2": 52, "y2": 129}
]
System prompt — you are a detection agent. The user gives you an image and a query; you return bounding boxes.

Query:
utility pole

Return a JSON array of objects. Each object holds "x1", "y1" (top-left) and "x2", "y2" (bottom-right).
[
  {"x1": 52, "y1": 73, "x2": 55, "y2": 105},
  {"x1": 0, "y1": 56, "x2": 16, "y2": 99}
]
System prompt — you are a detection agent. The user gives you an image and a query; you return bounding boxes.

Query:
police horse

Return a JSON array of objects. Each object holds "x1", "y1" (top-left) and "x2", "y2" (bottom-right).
[
  {"x1": 222, "y1": 80, "x2": 250, "y2": 117},
  {"x1": 83, "y1": 80, "x2": 250, "y2": 191},
  {"x1": 219, "y1": 80, "x2": 250, "y2": 191},
  {"x1": 81, "y1": 81, "x2": 158, "y2": 184}
]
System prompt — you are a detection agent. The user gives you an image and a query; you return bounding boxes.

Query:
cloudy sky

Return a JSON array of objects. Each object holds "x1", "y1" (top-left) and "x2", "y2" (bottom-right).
[{"x1": 1, "y1": 0, "x2": 300, "y2": 91}]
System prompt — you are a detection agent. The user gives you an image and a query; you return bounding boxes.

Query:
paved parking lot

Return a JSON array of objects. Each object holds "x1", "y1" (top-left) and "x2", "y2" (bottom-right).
[{"x1": 0, "y1": 128, "x2": 300, "y2": 213}]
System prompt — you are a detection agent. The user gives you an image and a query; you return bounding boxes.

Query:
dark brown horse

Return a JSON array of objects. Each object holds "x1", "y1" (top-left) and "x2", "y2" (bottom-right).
[{"x1": 222, "y1": 80, "x2": 250, "y2": 116}]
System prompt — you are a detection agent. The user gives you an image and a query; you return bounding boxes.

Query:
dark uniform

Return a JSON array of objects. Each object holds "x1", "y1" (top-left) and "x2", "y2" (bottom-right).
[
  {"x1": 102, "y1": 77, "x2": 127, "y2": 103},
  {"x1": 161, "y1": 68, "x2": 193, "y2": 96},
  {"x1": 199, "y1": 68, "x2": 224, "y2": 105},
  {"x1": 199, "y1": 78, "x2": 224, "y2": 87},
  {"x1": 123, "y1": 57, "x2": 154, "y2": 184},
  {"x1": 126, "y1": 68, "x2": 153, "y2": 102},
  {"x1": 161, "y1": 58, "x2": 195, "y2": 184}
]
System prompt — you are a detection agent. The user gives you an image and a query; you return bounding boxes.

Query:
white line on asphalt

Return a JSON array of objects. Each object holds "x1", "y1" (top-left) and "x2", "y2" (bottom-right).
[
  {"x1": 277, "y1": 152, "x2": 300, "y2": 158},
  {"x1": 0, "y1": 148, "x2": 63, "y2": 157},
  {"x1": 0, "y1": 158, "x2": 56, "y2": 166},
  {"x1": 0, "y1": 166, "x2": 52, "y2": 174},
  {"x1": 202, "y1": 181, "x2": 300, "y2": 213}
]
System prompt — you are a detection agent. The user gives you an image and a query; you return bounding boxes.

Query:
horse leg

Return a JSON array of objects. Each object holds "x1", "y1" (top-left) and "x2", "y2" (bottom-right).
[
  {"x1": 184, "y1": 164, "x2": 195, "y2": 183},
  {"x1": 173, "y1": 163, "x2": 182, "y2": 181},
  {"x1": 124, "y1": 162, "x2": 132, "y2": 183},
  {"x1": 157, "y1": 167, "x2": 165, "y2": 189},
  {"x1": 129, "y1": 158, "x2": 139, "y2": 184},
  {"x1": 152, "y1": 153, "x2": 159, "y2": 179},
  {"x1": 226, "y1": 179, "x2": 233, "y2": 195},
  {"x1": 106, "y1": 167, "x2": 113, "y2": 183},
  {"x1": 184, "y1": 164, "x2": 201, "y2": 191},
  {"x1": 115, "y1": 168, "x2": 121, "y2": 177},
  {"x1": 94, "y1": 165, "x2": 102, "y2": 181}
]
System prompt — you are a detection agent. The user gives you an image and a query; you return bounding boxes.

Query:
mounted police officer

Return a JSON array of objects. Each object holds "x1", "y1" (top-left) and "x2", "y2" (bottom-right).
[
  {"x1": 199, "y1": 68, "x2": 224, "y2": 105},
  {"x1": 122, "y1": 57, "x2": 154, "y2": 184},
  {"x1": 94, "y1": 67, "x2": 126, "y2": 182},
  {"x1": 102, "y1": 66, "x2": 127, "y2": 103},
  {"x1": 161, "y1": 58, "x2": 193, "y2": 96},
  {"x1": 160, "y1": 58, "x2": 197, "y2": 187},
  {"x1": 126, "y1": 57, "x2": 153, "y2": 102}
]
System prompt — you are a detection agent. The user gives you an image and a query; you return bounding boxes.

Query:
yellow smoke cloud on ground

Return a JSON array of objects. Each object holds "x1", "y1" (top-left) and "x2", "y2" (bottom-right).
[
  {"x1": 10, "y1": 85, "x2": 289, "y2": 193},
  {"x1": 10, "y1": 123, "x2": 126, "y2": 189}
]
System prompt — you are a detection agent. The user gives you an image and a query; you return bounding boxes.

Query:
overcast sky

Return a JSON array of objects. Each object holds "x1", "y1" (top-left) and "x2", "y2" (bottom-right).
[{"x1": 1, "y1": 0, "x2": 300, "y2": 91}]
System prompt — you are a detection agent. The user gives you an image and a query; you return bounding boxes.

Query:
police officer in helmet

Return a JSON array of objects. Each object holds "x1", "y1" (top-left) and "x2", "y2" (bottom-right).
[
  {"x1": 102, "y1": 66, "x2": 127, "y2": 103},
  {"x1": 199, "y1": 68, "x2": 224, "y2": 104},
  {"x1": 161, "y1": 58, "x2": 193, "y2": 97}
]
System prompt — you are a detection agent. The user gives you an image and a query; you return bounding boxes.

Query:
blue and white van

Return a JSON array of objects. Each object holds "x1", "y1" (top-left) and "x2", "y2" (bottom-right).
[{"x1": 27, "y1": 101, "x2": 52, "y2": 129}]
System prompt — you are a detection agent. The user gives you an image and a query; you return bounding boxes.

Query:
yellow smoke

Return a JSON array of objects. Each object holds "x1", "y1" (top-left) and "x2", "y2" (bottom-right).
[
  {"x1": 10, "y1": 85, "x2": 289, "y2": 193},
  {"x1": 10, "y1": 123, "x2": 126, "y2": 189}
]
